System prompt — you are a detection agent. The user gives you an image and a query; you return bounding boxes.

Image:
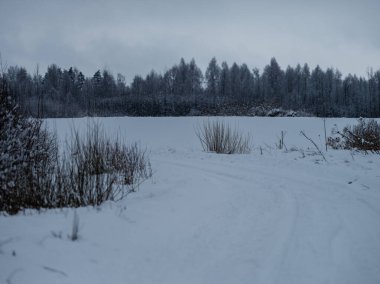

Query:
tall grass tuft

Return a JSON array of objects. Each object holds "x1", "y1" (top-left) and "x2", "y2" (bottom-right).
[{"x1": 195, "y1": 120, "x2": 251, "y2": 154}]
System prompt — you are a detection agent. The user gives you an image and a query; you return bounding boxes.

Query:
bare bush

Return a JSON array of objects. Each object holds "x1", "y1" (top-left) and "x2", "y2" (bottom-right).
[
  {"x1": 327, "y1": 118, "x2": 380, "y2": 153},
  {"x1": 61, "y1": 122, "x2": 152, "y2": 206},
  {"x1": 1, "y1": 79, "x2": 152, "y2": 214},
  {"x1": 110, "y1": 142, "x2": 152, "y2": 190},
  {"x1": 195, "y1": 120, "x2": 251, "y2": 154}
]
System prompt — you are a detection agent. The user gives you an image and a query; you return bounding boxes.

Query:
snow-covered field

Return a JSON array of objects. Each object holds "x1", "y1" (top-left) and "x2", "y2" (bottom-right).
[{"x1": 1, "y1": 117, "x2": 380, "y2": 284}]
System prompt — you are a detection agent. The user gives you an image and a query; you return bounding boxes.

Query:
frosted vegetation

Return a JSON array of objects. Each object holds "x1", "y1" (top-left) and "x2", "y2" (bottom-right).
[
  {"x1": 1, "y1": 82, "x2": 152, "y2": 214},
  {"x1": 3, "y1": 57, "x2": 380, "y2": 118},
  {"x1": 195, "y1": 120, "x2": 251, "y2": 154}
]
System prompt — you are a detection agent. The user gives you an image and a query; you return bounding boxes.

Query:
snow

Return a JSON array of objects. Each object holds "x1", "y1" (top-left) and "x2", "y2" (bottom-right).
[{"x1": 1, "y1": 117, "x2": 380, "y2": 284}]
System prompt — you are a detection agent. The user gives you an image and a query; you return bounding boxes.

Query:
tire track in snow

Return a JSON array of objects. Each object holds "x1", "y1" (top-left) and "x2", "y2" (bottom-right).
[
  {"x1": 153, "y1": 156, "x2": 380, "y2": 283},
  {"x1": 154, "y1": 158, "x2": 305, "y2": 283}
]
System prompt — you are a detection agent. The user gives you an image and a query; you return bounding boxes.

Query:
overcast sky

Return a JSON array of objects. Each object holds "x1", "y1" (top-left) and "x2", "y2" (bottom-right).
[{"x1": 0, "y1": 0, "x2": 379, "y2": 82}]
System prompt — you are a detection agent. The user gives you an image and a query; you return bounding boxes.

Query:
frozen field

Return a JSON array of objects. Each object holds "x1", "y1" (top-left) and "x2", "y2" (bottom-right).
[{"x1": 1, "y1": 117, "x2": 380, "y2": 284}]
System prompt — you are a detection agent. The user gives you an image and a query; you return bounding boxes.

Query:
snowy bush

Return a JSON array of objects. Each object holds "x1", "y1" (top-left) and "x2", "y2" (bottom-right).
[
  {"x1": 1, "y1": 77, "x2": 152, "y2": 214},
  {"x1": 0, "y1": 79, "x2": 59, "y2": 214},
  {"x1": 327, "y1": 118, "x2": 380, "y2": 153},
  {"x1": 195, "y1": 120, "x2": 251, "y2": 154}
]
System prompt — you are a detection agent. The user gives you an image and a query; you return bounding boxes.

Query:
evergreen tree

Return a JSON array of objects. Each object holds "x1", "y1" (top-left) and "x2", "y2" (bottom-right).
[
  {"x1": 230, "y1": 63, "x2": 241, "y2": 101},
  {"x1": 205, "y1": 57, "x2": 221, "y2": 98},
  {"x1": 262, "y1": 57, "x2": 284, "y2": 105},
  {"x1": 239, "y1": 64, "x2": 254, "y2": 102},
  {"x1": 300, "y1": 63, "x2": 310, "y2": 107},
  {"x1": 186, "y1": 59, "x2": 203, "y2": 96},
  {"x1": 220, "y1": 62, "x2": 231, "y2": 98}
]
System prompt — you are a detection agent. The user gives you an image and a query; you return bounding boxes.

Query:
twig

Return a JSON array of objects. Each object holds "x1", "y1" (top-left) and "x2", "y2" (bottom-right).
[
  {"x1": 42, "y1": 266, "x2": 68, "y2": 277},
  {"x1": 300, "y1": 130, "x2": 327, "y2": 162}
]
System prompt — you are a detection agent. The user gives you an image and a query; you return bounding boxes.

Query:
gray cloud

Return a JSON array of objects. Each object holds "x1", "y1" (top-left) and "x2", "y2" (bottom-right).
[{"x1": 0, "y1": 0, "x2": 379, "y2": 81}]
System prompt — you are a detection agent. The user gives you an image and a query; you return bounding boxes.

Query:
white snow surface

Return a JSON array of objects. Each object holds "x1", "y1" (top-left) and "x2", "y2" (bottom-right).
[{"x1": 1, "y1": 117, "x2": 380, "y2": 284}]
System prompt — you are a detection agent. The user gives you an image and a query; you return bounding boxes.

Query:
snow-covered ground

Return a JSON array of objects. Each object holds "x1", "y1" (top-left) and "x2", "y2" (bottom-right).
[{"x1": 1, "y1": 117, "x2": 380, "y2": 284}]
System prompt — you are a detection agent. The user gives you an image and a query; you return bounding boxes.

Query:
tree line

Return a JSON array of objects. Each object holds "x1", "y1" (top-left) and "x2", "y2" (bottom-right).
[{"x1": 2, "y1": 57, "x2": 380, "y2": 117}]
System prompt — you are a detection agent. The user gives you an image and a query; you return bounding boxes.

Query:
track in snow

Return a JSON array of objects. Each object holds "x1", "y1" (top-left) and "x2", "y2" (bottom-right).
[{"x1": 150, "y1": 153, "x2": 380, "y2": 284}]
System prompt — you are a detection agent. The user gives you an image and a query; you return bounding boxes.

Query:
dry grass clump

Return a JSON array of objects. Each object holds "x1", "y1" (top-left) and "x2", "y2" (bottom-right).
[
  {"x1": 195, "y1": 120, "x2": 251, "y2": 154},
  {"x1": 64, "y1": 122, "x2": 152, "y2": 207}
]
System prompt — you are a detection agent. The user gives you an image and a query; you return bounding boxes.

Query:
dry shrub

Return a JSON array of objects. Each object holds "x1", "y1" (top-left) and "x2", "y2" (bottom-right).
[
  {"x1": 1, "y1": 81, "x2": 152, "y2": 214},
  {"x1": 195, "y1": 120, "x2": 251, "y2": 154},
  {"x1": 327, "y1": 118, "x2": 380, "y2": 153},
  {"x1": 63, "y1": 122, "x2": 152, "y2": 207}
]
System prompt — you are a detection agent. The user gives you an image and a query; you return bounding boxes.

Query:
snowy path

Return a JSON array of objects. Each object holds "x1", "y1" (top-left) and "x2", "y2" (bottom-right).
[
  {"x1": 149, "y1": 152, "x2": 380, "y2": 284},
  {"x1": 1, "y1": 117, "x2": 380, "y2": 283}
]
